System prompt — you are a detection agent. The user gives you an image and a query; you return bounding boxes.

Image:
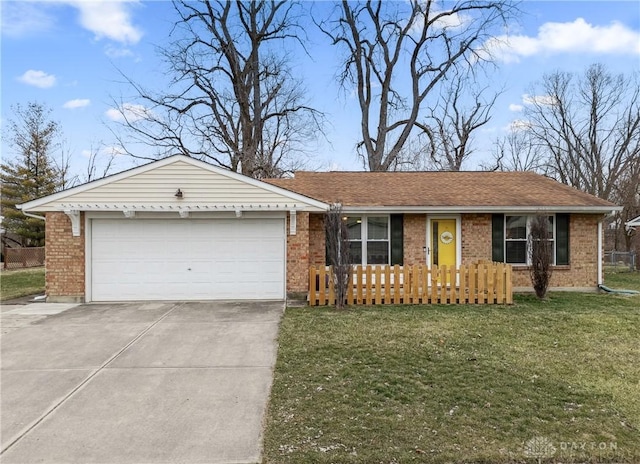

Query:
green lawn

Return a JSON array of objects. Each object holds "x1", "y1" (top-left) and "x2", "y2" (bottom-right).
[
  {"x1": 0, "y1": 267, "x2": 45, "y2": 301},
  {"x1": 605, "y1": 269, "x2": 640, "y2": 292},
  {"x1": 264, "y1": 272, "x2": 640, "y2": 463}
]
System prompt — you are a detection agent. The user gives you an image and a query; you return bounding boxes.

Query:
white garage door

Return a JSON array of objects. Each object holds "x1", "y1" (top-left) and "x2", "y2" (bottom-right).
[{"x1": 90, "y1": 218, "x2": 285, "y2": 301}]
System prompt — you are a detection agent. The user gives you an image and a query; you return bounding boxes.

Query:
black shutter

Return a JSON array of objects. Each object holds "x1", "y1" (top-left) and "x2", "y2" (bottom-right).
[
  {"x1": 390, "y1": 214, "x2": 404, "y2": 265},
  {"x1": 556, "y1": 213, "x2": 570, "y2": 265},
  {"x1": 492, "y1": 214, "x2": 504, "y2": 262}
]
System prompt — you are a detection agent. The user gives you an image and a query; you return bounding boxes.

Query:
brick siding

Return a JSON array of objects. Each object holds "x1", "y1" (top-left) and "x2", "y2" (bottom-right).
[
  {"x1": 309, "y1": 213, "x2": 326, "y2": 267},
  {"x1": 458, "y1": 213, "x2": 600, "y2": 289},
  {"x1": 460, "y1": 213, "x2": 493, "y2": 263},
  {"x1": 45, "y1": 212, "x2": 85, "y2": 302},
  {"x1": 286, "y1": 211, "x2": 310, "y2": 295},
  {"x1": 43, "y1": 210, "x2": 600, "y2": 301},
  {"x1": 403, "y1": 214, "x2": 427, "y2": 265}
]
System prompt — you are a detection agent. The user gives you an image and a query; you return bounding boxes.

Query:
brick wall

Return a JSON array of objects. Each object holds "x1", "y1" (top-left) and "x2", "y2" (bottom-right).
[
  {"x1": 309, "y1": 213, "x2": 325, "y2": 267},
  {"x1": 458, "y1": 213, "x2": 600, "y2": 289},
  {"x1": 45, "y1": 212, "x2": 85, "y2": 302},
  {"x1": 403, "y1": 214, "x2": 426, "y2": 265},
  {"x1": 286, "y1": 211, "x2": 601, "y2": 296},
  {"x1": 460, "y1": 213, "x2": 492, "y2": 264},
  {"x1": 286, "y1": 211, "x2": 310, "y2": 295}
]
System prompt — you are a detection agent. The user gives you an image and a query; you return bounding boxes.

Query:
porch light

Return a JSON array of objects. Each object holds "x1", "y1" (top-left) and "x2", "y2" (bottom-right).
[{"x1": 175, "y1": 189, "x2": 183, "y2": 199}]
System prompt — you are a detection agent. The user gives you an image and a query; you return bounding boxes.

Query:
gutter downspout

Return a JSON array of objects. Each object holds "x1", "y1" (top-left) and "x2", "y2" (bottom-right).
[
  {"x1": 597, "y1": 219, "x2": 603, "y2": 286},
  {"x1": 17, "y1": 204, "x2": 46, "y2": 221},
  {"x1": 22, "y1": 211, "x2": 46, "y2": 221}
]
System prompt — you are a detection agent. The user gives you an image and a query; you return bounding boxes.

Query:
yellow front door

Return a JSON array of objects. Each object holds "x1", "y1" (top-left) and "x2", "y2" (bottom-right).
[{"x1": 430, "y1": 218, "x2": 457, "y2": 268}]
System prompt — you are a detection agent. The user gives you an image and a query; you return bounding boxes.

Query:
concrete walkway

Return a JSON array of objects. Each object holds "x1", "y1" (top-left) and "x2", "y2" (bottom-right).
[{"x1": 0, "y1": 300, "x2": 283, "y2": 463}]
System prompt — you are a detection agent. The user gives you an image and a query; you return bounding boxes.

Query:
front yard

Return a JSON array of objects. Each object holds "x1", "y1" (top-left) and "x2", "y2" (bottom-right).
[
  {"x1": 0, "y1": 267, "x2": 45, "y2": 301},
  {"x1": 264, "y1": 271, "x2": 640, "y2": 463}
]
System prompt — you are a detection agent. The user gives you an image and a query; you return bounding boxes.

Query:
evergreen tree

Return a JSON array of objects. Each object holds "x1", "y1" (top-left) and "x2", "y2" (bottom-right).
[{"x1": 1, "y1": 102, "x2": 64, "y2": 246}]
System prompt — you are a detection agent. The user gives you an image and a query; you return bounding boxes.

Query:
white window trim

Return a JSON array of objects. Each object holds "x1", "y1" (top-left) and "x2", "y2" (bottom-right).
[
  {"x1": 504, "y1": 214, "x2": 556, "y2": 266},
  {"x1": 346, "y1": 215, "x2": 391, "y2": 265}
]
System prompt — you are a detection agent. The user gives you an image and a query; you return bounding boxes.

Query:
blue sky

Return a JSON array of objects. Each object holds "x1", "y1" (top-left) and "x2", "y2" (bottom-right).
[{"x1": 1, "y1": 0, "x2": 639, "y2": 180}]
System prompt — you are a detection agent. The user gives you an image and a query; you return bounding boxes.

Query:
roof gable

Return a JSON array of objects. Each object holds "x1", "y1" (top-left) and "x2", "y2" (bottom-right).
[
  {"x1": 266, "y1": 171, "x2": 619, "y2": 213},
  {"x1": 20, "y1": 155, "x2": 327, "y2": 213}
]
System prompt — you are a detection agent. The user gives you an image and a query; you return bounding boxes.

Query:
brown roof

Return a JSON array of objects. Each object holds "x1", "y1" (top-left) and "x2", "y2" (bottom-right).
[{"x1": 264, "y1": 171, "x2": 618, "y2": 210}]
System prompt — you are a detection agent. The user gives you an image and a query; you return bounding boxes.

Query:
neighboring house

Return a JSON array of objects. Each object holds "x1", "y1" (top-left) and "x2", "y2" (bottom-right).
[{"x1": 19, "y1": 155, "x2": 619, "y2": 303}]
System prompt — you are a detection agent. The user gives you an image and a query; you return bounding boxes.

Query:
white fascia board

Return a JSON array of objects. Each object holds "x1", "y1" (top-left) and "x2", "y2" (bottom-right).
[
  {"x1": 19, "y1": 154, "x2": 329, "y2": 212},
  {"x1": 54, "y1": 203, "x2": 316, "y2": 212},
  {"x1": 341, "y1": 205, "x2": 622, "y2": 214}
]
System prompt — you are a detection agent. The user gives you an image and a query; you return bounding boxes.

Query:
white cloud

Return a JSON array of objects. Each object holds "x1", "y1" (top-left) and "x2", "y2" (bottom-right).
[
  {"x1": 409, "y1": 6, "x2": 471, "y2": 35},
  {"x1": 66, "y1": 0, "x2": 142, "y2": 45},
  {"x1": 506, "y1": 119, "x2": 532, "y2": 132},
  {"x1": 482, "y1": 18, "x2": 640, "y2": 63},
  {"x1": 106, "y1": 103, "x2": 152, "y2": 122},
  {"x1": 0, "y1": 2, "x2": 55, "y2": 38},
  {"x1": 432, "y1": 10, "x2": 470, "y2": 30},
  {"x1": 102, "y1": 145, "x2": 127, "y2": 157},
  {"x1": 63, "y1": 99, "x2": 91, "y2": 109},
  {"x1": 2, "y1": 1, "x2": 142, "y2": 47},
  {"x1": 18, "y1": 70, "x2": 57, "y2": 88},
  {"x1": 522, "y1": 94, "x2": 557, "y2": 106},
  {"x1": 105, "y1": 44, "x2": 134, "y2": 59},
  {"x1": 82, "y1": 145, "x2": 125, "y2": 158},
  {"x1": 509, "y1": 103, "x2": 523, "y2": 112}
]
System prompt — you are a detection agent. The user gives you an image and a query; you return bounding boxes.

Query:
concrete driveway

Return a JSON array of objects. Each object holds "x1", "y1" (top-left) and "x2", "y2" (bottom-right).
[{"x1": 0, "y1": 300, "x2": 283, "y2": 464}]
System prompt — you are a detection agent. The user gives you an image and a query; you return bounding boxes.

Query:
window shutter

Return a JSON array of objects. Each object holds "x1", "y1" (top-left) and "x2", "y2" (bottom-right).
[
  {"x1": 390, "y1": 214, "x2": 404, "y2": 265},
  {"x1": 556, "y1": 213, "x2": 570, "y2": 265},
  {"x1": 492, "y1": 214, "x2": 504, "y2": 262}
]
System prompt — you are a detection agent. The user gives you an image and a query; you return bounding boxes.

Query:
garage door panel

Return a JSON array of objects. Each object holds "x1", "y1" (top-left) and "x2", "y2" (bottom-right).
[{"x1": 91, "y1": 218, "x2": 285, "y2": 301}]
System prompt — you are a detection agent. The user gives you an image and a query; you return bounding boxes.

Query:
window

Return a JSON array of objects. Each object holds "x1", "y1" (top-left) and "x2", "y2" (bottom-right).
[
  {"x1": 344, "y1": 215, "x2": 389, "y2": 265},
  {"x1": 504, "y1": 215, "x2": 555, "y2": 265},
  {"x1": 493, "y1": 214, "x2": 569, "y2": 266},
  {"x1": 505, "y1": 216, "x2": 528, "y2": 264}
]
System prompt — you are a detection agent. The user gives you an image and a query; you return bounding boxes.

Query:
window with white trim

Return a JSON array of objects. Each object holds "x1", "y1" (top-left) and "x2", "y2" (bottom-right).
[
  {"x1": 505, "y1": 215, "x2": 555, "y2": 265},
  {"x1": 344, "y1": 215, "x2": 390, "y2": 265}
]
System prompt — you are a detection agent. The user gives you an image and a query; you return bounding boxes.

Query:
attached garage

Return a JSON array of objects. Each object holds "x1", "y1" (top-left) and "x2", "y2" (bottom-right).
[
  {"x1": 18, "y1": 155, "x2": 328, "y2": 303},
  {"x1": 90, "y1": 218, "x2": 285, "y2": 301}
]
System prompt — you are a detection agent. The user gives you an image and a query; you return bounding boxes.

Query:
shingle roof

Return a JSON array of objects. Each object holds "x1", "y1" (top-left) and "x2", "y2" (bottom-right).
[{"x1": 264, "y1": 171, "x2": 618, "y2": 210}]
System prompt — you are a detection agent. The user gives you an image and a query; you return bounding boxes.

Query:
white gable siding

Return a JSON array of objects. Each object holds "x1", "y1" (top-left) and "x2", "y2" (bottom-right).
[
  {"x1": 66, "y1": 161, "x2": 297, "y2": 205},
  {"x1": 24, "y1": 159, "x2": 325, "y2": 212}
]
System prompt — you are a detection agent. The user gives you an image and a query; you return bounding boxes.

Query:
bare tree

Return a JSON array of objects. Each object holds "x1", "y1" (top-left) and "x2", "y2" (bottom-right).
[
  {"x1": 528, "y1": 214, "x2": 553, "y2": 299},
  {"x1": 484, "y1": 129, "x2": 547, "y2": 172},
  {"x1": 523, "y1": 64, "x2": 640, "y2": 250},
  {"x1": 318, "y1": 0, "x2": 516, "y2": 171},
  {"x1": 112, "y1": 0, "x2": 322, "y2": 178},
  {"x1": 421, "y1": 72, "x2": 500, "y2": 170},
  {"x1": 55, "y1": 141, "x2": 79, "y2": 190},
  {"x1": 325, "y1": 204, "x2": 352, "y2": 309},
  {"x1": 83, "y1": 142, "x2": 117, "y2": 183},
  {"x1": 613, "y1": 167, "x2": 640, "y2": 252},
  {"x1": 524, "y1": 64, "x2": 640, "y2": 200}
]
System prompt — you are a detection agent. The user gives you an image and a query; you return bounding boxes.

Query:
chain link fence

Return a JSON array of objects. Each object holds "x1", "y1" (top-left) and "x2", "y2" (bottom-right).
[
  {"x1": 2, "y1": 247, "x2": 45, "y2": 270},
  {"x1": 604, "y1": 251, "x2": 637, "y2": 272}
]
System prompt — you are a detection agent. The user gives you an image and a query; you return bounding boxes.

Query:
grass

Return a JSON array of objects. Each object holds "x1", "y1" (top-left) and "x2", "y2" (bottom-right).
[
  {"x1": 0, "y1": 267, "x2": 45, "y2": 301},
  {"x1": 604, "y1": 269, "x2": 640, "y2": 292},
  {"x1": 264, "y1": 272, "x2": 640, "y2": 463}
]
